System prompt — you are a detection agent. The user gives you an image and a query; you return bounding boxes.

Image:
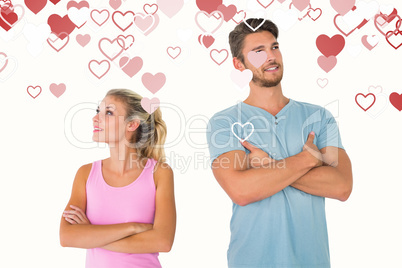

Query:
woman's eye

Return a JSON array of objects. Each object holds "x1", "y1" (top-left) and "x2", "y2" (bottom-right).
[{"x1": 95, "y1": 109, "x2": 112, "y2": 115}]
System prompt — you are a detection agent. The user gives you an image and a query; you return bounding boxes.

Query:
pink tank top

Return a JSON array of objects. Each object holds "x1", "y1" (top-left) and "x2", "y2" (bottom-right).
[{"x1": 85, "y1": 158, "x2": 162, "y2": 268}]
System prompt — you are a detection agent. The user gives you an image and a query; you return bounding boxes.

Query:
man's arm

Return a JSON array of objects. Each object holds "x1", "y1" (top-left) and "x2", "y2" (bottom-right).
[
  {"x1": 211, "y1": 133, "x2": 321, "y2": 206},
  {"x1": 291, "y1": 146, "x2": 353, "y2": 201}
]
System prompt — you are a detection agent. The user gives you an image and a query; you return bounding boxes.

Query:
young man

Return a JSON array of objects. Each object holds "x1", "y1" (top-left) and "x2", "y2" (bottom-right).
[{"x1": 206, "y1": 18, "x2": 353, "y2": 268}]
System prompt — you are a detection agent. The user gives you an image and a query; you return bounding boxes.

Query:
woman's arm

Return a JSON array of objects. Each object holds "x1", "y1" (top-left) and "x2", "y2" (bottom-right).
[
  {"x1": 59, "y1": 164, "x2": 150, "y2": 249},
  {"x1": 100, "y1": 162, "x2": 177, "y2": 253}
]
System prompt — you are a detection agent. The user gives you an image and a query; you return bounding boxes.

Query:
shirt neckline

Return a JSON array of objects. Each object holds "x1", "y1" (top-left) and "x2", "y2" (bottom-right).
[
  {"x1": 100, "y1": 158, "x2": 149, "y2": 189},
  {"x1": 240, "y1": 98, "x2": 294, "y2": 118}
]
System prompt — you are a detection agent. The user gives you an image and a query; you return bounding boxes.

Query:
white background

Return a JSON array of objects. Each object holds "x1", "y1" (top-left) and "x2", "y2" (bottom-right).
[{"x1": 1, "y1": 0, "x2": 401, "y2": 267}]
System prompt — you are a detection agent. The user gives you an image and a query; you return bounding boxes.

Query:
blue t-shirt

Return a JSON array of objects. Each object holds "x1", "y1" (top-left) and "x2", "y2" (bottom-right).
[{"x1": 206, "y1": 98, "x2": 344, "y2": 268}]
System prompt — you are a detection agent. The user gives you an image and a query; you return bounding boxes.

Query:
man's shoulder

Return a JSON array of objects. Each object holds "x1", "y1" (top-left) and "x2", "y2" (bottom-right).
[
  {"x1": 210, "y1": 103, "x2": 241, "y2": 120},
  {"x1": 291, "y1": 98, "x2": 326, "y2": 113}
]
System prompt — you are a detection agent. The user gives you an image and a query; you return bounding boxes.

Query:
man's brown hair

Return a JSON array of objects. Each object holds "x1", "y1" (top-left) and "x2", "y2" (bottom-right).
[{"x1": 229, "y1": 18, "x2": 279, "y2": 64}]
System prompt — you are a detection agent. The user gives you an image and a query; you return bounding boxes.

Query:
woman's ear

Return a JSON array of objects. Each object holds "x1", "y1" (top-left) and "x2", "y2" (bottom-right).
[{"x1": 127, "y1": 120, "x2": 140, "y2": 131}]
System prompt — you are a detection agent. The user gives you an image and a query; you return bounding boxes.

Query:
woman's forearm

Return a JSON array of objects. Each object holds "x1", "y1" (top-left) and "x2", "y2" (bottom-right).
[
  {"x1": 60, "y1": 222, "x2": 136, "y2": 249},
  {"x1": 101, "y1": 228, "x2": 174, "y2": 254}
]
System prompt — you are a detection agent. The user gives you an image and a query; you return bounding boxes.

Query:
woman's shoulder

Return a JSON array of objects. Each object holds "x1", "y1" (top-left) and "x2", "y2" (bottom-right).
[
  {"x1": 152, "y1": 160, "x2": 173, "y2": 187},
  {"x1": 75, "y1": 160, "x2": 97, "y2": 184}
]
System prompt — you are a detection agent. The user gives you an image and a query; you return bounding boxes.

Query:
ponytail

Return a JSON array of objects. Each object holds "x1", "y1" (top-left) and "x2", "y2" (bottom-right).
[{"x1": 106, "y1": 89, "x2": 167, "y2": 162}]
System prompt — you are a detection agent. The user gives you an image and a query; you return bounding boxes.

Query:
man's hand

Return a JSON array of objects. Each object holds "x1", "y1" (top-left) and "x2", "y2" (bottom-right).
[
  {"x1": 241, "y1": 140, "x2": 275, "y2": 168},
  {"x1": 63, "y1": 205, "x2": 91, "y2": 225},
  {"x1": 302, "y1": 131, "x2": 323, "y2": 168}
]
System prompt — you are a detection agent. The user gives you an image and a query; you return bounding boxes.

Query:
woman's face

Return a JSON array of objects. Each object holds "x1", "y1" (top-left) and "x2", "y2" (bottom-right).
[{"x1": 92, "y1": 96, "x2": 130, "y2": 145}]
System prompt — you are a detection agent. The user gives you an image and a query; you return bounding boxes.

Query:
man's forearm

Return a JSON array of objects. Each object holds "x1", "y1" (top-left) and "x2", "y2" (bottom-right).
[
  {"x1": 217, "y1": 151, "x2": 316, "y2": 206},
  {"x1": 290, "y1": 166, "x2": 352, "y2": 201}
]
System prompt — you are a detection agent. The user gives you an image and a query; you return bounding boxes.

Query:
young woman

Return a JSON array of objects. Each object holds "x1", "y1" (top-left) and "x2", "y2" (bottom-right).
[{"x1": 60, "y1": 89, "x2": 176, "y2": 268}]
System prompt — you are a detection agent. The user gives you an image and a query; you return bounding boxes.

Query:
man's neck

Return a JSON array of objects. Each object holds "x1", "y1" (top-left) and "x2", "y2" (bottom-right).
[{"x1": 243, "y1": 83, "x2": 289, "y2": 116}]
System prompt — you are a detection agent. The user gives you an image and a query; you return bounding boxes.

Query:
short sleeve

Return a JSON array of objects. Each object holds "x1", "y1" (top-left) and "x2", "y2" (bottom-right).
[
  {"x1": 316, "y1": 108, "x2": 344, "y2": 150},
  {"x1": 206, "y1": 113, "x2": 246, "y2": 167}
]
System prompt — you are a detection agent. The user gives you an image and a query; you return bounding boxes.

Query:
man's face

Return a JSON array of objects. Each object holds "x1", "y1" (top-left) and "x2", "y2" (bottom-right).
[{"x1": 238, "y1": 31, "x2": 284, "y2": 88}]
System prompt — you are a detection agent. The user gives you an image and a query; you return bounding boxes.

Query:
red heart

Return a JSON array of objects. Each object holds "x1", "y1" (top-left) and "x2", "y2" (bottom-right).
[
  {"x1": 389, "y1": 92, "x2": 402, "y2": 111},
  {"x1": 355, "y1": 93, "x2": 376, "y2": 111},
  {"x1": 0, "y1": 10, "x2": 18, "y2": 31},
  {"x1": 198, "y1": 34, "x2": 214, "y2": 48},
  {"x1": 374, "y1": 13, "x2": 402, "y2": 36},
  {"x1": 217, "y1": 4, "x2": 236, "y2": 22},
  {"x1": 386, "y1": 30, "x2": 402, "y2": 50},
  {"x1": 49, "y1": 0, "x2": 61, "y2": 5},
  {"x1": 316, "y1": 34, "x2": 345, "y2": 57},
  {"x1": 333, "y1": 14, "x2": 368, "y2": 37},
  {"x1": 47, "y1": 14, "x2": 76, "y2": 39},
  {"x1": 24, "y1": 0, "x2": 47, "y2": 14},
  {"x1": 196, "y1": 0, "x2": 222, "y2": 13}
]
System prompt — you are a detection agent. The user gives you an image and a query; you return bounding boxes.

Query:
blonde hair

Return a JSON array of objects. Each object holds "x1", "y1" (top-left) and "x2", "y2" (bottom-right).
[{"x1": 105, "y1": 89, "x2": 167, "y2": 162}]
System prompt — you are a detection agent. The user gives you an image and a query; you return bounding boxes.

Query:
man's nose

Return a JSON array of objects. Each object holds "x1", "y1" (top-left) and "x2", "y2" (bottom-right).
[{"x1": 265, "y1": 50, "x2": 276, "y2": 63}]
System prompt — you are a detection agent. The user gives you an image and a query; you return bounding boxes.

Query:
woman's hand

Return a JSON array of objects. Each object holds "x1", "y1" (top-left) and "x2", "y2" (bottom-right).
[
  {"x1": 241, "y1": 140, "x2": 275, "y2": 168},
  {"x1": 63, "y1": 205, "x2": 91, "y2": 225}
]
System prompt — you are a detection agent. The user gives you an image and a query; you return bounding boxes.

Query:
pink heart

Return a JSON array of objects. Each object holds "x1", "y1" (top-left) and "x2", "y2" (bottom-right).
[
  {"x1": 0, "y1": 52, "x2": 8, "y2": 73},
  {"x1": 47, "y1": 33, "x2": 70, "y2": 52},
  {"x1": 210, "y1": 49, "x2": 228, "y2": 65},
  {"x1": 112, "y1": 11, "x2": 135, "y2": 32},
  {"x1": 195, "y1": 10, "x2": 224, "y2": 34},
  {"x1": 231, "y1": 10, "x2": 246, "y2": 24},
  {"x1": 116, "y1": 35, "x2": 135, "y2": 50},
  {"x1": 247, "y1": 51, "x2": 267, "y2": 68},
  {"x1": 119, "y1": 56, "x2": 143, "y2": 78},
  {"x1": 361, "y1": 35, "x2": 379, "y2": 50},
  {"x1": 317, "y1": 55, "x2": 337, "y2": 73},
  {"x1": 142, "y1": 72, "x2": 166, "y2": 94},
  {"x1": 133, "y1": 13, "x2": 156, "y2": 34},
  {"x1": 98, "y1": 37, "x2": 124, "y2": 61},
  {"x1": 88, "y1": 60, "x2": 110, "y2": 79},
  {"x1": 27, "y1": 85, "x2": 42, "y2": 99},
  {"x1": 49, "y1": 83, "x2": 66, "y2": 98},
  {"x1": 157, "y1": 0, "x2": 183, "y2": 18},
  {"x1": 141, "y1": 97, "x2": 160, "y2": 114},
  {"x1": 67, "y1": 1, "x2": 90, "y2": 10},
  {"x1": 231, "y1": 69, "x2": 252, "y2": 89},
  {"x1": 90, "y1": 9, "x2": 109, "y2": 26},
  {"x1": 330, "y1": 0, "x2": 355, "y2": 16},
  {"x1": 292, "y1": 0, "x2": 310, "y2": 12},
  {"x1": 109, "y1": 0, "x2": 121, "y2": 10},
  {"x1": 167, "y1": 46, "x2": 181, "y2": 59},
  {"x1": 143, "y1": 4, "x2": 158, "y2": 15},
  {"x1": 76, "y1": 34, "x2": 90, "y2": 47},
  {"x1": 257, "y1": 0, "x2": 274, "y2": 9}
]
